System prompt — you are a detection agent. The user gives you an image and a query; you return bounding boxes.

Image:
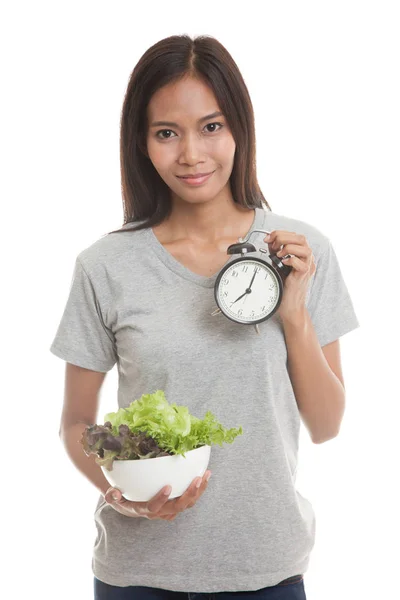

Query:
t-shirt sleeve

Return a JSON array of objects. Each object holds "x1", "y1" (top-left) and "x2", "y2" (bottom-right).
[
  {"x1": 306, "y1": 239, "x2": 360, "y2": 347},
  {"x1": 50, "y1": 257, "x2": 118, "y2": 372}
]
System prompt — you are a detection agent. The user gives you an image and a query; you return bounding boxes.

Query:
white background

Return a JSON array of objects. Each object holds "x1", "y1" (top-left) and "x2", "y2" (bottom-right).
[{"x1": 2, "y1": 1, "x2": 399, "y2": 599}]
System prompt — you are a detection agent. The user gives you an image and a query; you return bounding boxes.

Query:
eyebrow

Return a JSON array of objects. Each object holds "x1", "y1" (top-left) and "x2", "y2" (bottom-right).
[{"x1": 150, "y1": 111, "x2": 223, "y2": 128}]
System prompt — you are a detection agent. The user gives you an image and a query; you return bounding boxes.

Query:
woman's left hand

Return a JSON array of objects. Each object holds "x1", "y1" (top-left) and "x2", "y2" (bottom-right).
[{"x1": 264, "y1": 230, "x2": 316, "y2": 324}]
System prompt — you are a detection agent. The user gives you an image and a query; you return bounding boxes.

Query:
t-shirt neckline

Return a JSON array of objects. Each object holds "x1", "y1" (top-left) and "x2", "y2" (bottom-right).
[{"x1": 146, "y1": 207, "x2": 267, "y2": 288}]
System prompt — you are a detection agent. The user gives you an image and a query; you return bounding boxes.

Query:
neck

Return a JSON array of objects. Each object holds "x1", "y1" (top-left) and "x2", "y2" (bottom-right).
[{"x1": 162, "y1": 196, "x2": 255, "y2": 245}]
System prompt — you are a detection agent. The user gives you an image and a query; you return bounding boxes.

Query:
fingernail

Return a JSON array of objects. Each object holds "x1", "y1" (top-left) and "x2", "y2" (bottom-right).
[
  {"x1": 164, "y1": 486, "x2": 171, "y2": 496},
  {"x1": 112, "y1": 494, "x2": 119, "y2": 501},
  {"x1": 205, "y1": 472, "x2": 212, "y2": 482},
  {"x1": 265, "y1": 234, "x2": 271, "y2": 240}
]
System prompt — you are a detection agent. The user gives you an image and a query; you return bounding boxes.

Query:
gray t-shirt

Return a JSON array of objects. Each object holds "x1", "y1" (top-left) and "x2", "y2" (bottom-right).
[{"x1": 50, "y1": 207, "x2": 360, "y2": 592}]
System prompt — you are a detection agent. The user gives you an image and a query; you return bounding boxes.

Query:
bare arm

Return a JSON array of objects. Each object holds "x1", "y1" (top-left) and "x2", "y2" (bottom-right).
[
  {"x1": 59, "y1": 363, "x2": 111, "y2": 497},
  {"x1": 282, "y1": 309, "x2": 345, "y2": 443}
]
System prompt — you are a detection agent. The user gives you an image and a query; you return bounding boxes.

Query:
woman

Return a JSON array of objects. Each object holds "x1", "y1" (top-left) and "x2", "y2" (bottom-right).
[{"x1": 50, "y1": 34, "x2": 360, "y2": 599}]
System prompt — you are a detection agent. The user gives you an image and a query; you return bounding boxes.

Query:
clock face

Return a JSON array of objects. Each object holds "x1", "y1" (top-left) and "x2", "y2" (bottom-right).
[{"x1": 215, "y1": 258, "x2": 282, "y2": 324}]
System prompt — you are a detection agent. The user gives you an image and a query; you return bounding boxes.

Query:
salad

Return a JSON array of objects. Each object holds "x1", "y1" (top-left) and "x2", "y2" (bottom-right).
[{"x1": 80, "y1": 390, "x2": 243, "y2": 470}]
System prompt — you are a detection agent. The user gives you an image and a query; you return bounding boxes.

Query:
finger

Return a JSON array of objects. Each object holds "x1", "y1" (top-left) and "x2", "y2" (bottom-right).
[
  {"x1": 157, "y1": 477, "x2": 200, "y2": 517},
  {"x1": 281, "y1": 255, "x2": 309, "y2": 272},
  {"x1": 275, "y1": 244, "x2": 311, "y2": 259},
  {"x1": 104, "y1": 487, "x2": 123, "y2": 504},
  {"x1": 265, "y1": 231, "x2": 300, "y2": 245},
  {"x1": 162, "y1": 477, "x2": 202, "y2": 515},
  {"x1": 146, "y1": 485, "x2": 173, "y2": 515},
  {"x1": 186, "y1": 481, "x2": 208, "y2": 509},
  {"x1": 110, "y1": 489, "x2": 129, "y2": 504},
  {"x1": 265, "y1": 232, "x2": 306, "y2": 252},
  {"x1": 186, "y1": 471, "x2": 212, "y2": 506},
  {"x1": 166, "y1": 470, "x2": 212, "y2": 514}
]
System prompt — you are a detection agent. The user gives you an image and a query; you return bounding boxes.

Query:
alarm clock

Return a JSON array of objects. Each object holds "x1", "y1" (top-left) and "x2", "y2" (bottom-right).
[{"x1": 211, "y1": 229, "x2": 293, "y2": 334}]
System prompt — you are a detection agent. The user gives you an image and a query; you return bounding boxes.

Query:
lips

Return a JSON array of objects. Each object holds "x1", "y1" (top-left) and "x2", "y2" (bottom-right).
[
  {"x1": 177, "y1": 172, "x2": 214, "y2": 186},
  {"x1": 178, "y1": 172, "x2": 213, "y2": 179}
]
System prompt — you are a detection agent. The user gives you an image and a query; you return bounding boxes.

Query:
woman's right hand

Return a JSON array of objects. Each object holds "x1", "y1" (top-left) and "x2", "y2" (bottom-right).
[{"x1": 104, "y1": 470, "x2": 212, "y2": 521}]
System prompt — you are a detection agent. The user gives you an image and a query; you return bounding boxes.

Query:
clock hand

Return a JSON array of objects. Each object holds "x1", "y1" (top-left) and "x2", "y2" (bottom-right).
[
  {"x1": 247, "y1": 269, "x2": 258, "y2": 291},
  {"x1": 230, "y1": 290, "x2": 248, "y2": 306},
  {"x1": 231, "y1": 267, "x2": 259, "y2": 306},
  {"x1": 243, "y1": 267, "x2": 259, "y2": 304}
]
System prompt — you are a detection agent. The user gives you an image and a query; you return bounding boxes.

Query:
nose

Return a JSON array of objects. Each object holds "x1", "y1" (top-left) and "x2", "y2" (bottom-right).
[{"x1": 178, "y1": 132, "x2": 206, "y2": 163}]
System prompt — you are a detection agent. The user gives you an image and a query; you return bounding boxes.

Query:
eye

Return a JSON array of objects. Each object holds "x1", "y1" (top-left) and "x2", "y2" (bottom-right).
[
  {"x1": 155, "y1": 129, "x2": 176, "y2": 140},
  {"x1": 204, "y1": 122, "x2": 224, "y2": 133},
  {"x1": 155, "y1": 122, "x2": 224, "y2": 140}
]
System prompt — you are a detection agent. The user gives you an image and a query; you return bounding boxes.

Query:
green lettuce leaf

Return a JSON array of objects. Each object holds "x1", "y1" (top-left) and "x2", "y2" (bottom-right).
[{"x1": 80, "y1": 390, "x2": 243, "y2": 470}]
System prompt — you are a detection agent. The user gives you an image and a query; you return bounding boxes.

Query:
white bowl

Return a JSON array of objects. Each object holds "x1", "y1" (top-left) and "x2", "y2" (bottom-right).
[{"x1": 101, "y1": 444, "x2": 211, "y2": 502}]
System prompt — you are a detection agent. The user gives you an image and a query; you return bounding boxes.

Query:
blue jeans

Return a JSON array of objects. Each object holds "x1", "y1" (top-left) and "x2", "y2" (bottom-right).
[{"x1": 93, "y1": 575, "x2": 306, "y2": 599}]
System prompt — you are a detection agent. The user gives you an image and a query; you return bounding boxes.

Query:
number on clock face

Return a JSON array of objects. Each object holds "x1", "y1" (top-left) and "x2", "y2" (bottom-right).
[{"x1": 216, "y1": 260, "x2": 279, "y2": 323}]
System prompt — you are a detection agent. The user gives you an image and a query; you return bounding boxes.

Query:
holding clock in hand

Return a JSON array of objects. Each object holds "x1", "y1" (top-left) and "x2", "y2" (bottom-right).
[{"x1": 212, "y1": 229, "x2": 316, "y2": 334}]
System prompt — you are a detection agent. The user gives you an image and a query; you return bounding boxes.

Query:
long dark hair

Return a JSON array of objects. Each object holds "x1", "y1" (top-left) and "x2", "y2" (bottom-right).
[{"x1": 108, "y1": 34, "x2": 271, "y2": 235}]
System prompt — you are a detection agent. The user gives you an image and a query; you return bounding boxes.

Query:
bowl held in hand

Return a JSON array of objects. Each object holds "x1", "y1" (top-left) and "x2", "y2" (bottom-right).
[{"x1": 101, "y1": 444, "x2": 211, "y2": 502}]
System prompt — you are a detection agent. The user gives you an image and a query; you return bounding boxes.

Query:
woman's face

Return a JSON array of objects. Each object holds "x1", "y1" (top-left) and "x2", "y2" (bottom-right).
[{"x1": 146, "y1": 76, "x2": 236, "y2": 206}]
